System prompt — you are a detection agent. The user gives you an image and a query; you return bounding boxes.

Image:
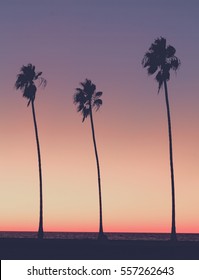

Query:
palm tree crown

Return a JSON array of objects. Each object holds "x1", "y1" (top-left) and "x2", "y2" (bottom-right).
[
  {"x1": 74, "y1": 79, "x2": 103, "y2": 121},
  {"x1": 142, "y1": 37, "x2": 180, "y2": 92},
  {"x1": 15, "y1": 63, "x2": 46, "y2": 105}
]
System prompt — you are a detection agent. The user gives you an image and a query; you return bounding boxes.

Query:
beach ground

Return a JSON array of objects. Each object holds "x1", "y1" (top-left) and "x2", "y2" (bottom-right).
[{"x1": 0, "y1": 238, "x2": 199, "y2": 260}]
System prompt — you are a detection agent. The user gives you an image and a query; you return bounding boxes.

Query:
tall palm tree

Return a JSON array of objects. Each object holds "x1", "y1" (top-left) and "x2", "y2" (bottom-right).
[
  {"x1": 142, "y1": 37, "x2": 180, "y2": 241},
  {"x1": 74, "y1": 79, "x2": 107, "y2": 240},
  {"x1": 15, "y1": 63, "x2": 46, "y2": 239}
]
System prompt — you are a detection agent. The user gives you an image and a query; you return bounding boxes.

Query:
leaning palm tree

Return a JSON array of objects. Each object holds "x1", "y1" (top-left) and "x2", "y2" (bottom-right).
[
  {"x1": 142, "y1": 37, "x2": 180, "y2": 241},
  {"x1": 74, "y1": 79, "x2": 107, "y2": 240},
  {"x1": 15, "y1": 63, "x2": 46, "y2": 239}
]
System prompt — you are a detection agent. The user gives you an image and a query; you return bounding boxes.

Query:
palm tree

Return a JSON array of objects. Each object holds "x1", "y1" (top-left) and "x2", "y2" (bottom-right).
[
  {"x1": 142, "y1": 37, "x2": 180, "y2": 241},
  {"x1": 15, "y1": 63, "x2": 46, "y2": 239},
  {"x1": 74, "y1": 79, "x2": 107, "y2": 240}
]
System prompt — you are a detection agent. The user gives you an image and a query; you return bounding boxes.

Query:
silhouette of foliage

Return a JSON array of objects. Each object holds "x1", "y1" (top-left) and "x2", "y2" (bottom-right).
[
  {"x1": 74, "y1": 79, "x2": 103, "y2": 122},
  {"x1": 142, "y1": 37, "x2": 180, "y2": 92},
  {"x1": 15, "y1": 63, "x2": 46, "y2": 106}
]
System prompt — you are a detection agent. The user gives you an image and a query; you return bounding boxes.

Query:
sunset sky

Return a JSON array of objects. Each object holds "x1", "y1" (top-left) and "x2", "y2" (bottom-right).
[{"x1": 0, "y1": 0, "x2": 199, "y2": 233}]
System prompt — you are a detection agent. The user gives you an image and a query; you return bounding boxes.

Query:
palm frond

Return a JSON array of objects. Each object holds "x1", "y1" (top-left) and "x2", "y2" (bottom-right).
[
  {"x1": 15, "y1": 74, "x2": 27, "y2": 90},
  {"x1": 77, "y1": 102, "x2": 85, "y2": 112},
  {"x1": 83, "y1": 79, "x2": 96, "y2": 98},
  {"x1": 95, "y1": 91, "x2": 103, "y2": 98},
  {"x1": 23, "y1": 84, "x2": 36, "y2": 106},
  {"x1": 150, "y1": 37, "x2": 166, "y2": 53},
  {"x1": 38, "y1": 77, "x2": 47, "y2": 88},
  {"x1": 82, "y1": 107, "x2": 90, "y2": 122},
  {"x1": 142, "y1": 52, "x2": 152, "y2": 67},
  {"x1": 21, "y1": 64, "x2": 36, "y2": 82},
  {"x1": 142, "y1": 37, "x2": 180, "y2": 92},
  {"x1": 35, "y1": 72, "x2": 42, "y2": 79},
  {"x1": 93, "y1": 99, "x2": 102, "y2": 111},
  {"x1": 74, "y1": 79, "x2": 103, "y2": 121},
  {"x1": 74, "y1": 89, "x2": 86, "y2": 104},
  {"x1": 147, "y1": 64, "x2": 158, "y2": 75},
  {"x1": 166, "y1": 45, "x2": 176, "y2": 58},
  {"x1": 142, "y1": 52, "x2": 159, "y2": 70},
  {"x1": 170, "y1": 57, "x2": 181, "y2": 71},
  {"x1": 155, "y1": 71, "x2": 164, "y2": 93},
  {"x1": 15, "y1": 63, "x2": 46, "y2": 104}
]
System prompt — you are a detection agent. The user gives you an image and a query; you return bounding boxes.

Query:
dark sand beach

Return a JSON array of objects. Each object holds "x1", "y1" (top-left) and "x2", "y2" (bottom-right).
[{"x1": 1, "y1": 238, "x2": 199, "y2": 260}]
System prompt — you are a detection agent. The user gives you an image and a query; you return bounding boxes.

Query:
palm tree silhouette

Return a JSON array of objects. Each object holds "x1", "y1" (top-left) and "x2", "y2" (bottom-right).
[
  {"x1": 142, "y1": 37, "x2": 180, "y2": 241},
  {"x1": 15, "y1": 64, "x2": 46, "y2": 239},
  {"x1": 74, "y1": 79, "x2": 107, "y2": 240}
]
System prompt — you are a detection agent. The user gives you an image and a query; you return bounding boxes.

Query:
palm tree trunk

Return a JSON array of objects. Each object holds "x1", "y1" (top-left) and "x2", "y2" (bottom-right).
[
  {"x1": 89, "y1": 105, "x2": 105, "y2": 238},
  {"x1": 31, "y1": 100, "x2": 43, "y2": 239},
  {"x1": 163, "y1": 80, "x2": 177, "y2": 241}
]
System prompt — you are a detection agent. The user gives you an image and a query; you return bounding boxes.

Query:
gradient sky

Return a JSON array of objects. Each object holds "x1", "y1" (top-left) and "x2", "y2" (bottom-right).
[{"x1": 0, "y1": 0, "x2": 199, "y2": 233}]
